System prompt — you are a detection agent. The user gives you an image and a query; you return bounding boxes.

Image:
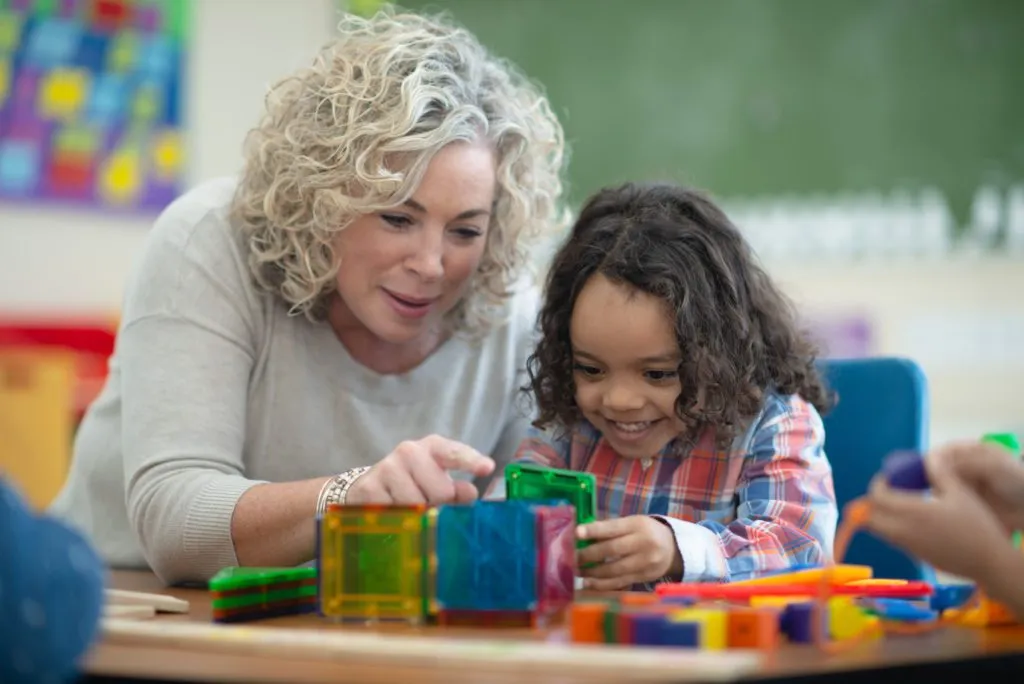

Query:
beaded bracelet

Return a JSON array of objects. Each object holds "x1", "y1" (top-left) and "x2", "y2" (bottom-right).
[{"x1": 315, "y1": 466, "x2": 371, "y2": 518}]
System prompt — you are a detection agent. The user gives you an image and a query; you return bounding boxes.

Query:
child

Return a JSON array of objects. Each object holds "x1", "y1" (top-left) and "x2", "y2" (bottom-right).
[
  {"x1": 865, "y1": 440, "x2": 1024, "y2": 620},
  {"x1": 505, "y1": 182, "x2": 838, "y2": 590},
  {"x1": 1, "y1": 477, "x2": 106, "y2": 683}
]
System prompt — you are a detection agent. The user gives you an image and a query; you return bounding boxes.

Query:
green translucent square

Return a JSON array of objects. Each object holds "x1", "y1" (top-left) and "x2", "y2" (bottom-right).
[
  {"x1": 982, "y1": 433, "x2": 1021, "y2": 548},
  {"x1": 319, "y1": 506, "x2": 428, "y2": 623},
  {"x1": 505, "y1": 462, "x2": 597, "y2": 525},
  {"x1": 209, "y1": 566, "x2": 316, "y2": 592},
  {"x1": 505, "y1": 463, "x2": 597, "y2": 551}
]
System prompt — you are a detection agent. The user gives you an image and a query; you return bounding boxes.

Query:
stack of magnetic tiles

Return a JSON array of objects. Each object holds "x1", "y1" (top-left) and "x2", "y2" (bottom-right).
[
  {"x1": 315, "y1": 462, "x2": 598, "y2": 627},
  {"x1": 209, "y1": 566, "x2": 319, "y2": 623}
]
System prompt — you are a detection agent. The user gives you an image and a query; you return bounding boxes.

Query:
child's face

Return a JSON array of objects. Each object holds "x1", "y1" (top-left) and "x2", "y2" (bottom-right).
[{"x1": 569, "y1": 273, "x2": 684, "y2": 459}]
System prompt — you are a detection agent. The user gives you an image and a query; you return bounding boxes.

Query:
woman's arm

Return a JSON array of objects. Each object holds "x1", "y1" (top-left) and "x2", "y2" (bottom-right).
[
  {"x1": 118, "y1": 205, "x2": 334, "y2": 584},
  {"x1": 1, "y1": 479, "x2": 105, "y2": 682}
]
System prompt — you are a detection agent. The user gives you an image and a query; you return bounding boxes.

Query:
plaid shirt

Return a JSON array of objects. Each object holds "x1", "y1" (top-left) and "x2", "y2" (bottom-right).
[{"x1": 497, "y1": 392, "x2": 837, "y2": 583}]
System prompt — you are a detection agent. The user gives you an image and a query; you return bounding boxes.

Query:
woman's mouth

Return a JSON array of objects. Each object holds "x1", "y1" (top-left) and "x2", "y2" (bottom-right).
[{"x1": 382, "y1": 289, "x2": 438, "y2": 320}]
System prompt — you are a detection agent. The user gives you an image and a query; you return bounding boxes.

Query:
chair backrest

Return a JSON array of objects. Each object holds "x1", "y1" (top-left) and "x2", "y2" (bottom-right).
[
  {"x1": 0, "y1": 348, "x2": 76, "y2": 510},
  {"x1": 818, "y1": 357, "x2": 930, "y2": 580}
]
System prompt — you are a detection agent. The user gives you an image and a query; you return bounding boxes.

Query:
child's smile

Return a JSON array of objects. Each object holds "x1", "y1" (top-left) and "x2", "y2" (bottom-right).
[{"x1": 569, "y1": 273, "x2": 684, "y2": 459}]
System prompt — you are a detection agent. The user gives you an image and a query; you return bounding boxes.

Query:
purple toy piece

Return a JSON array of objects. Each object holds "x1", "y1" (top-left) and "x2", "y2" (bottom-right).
[
  {"x1": 780, "y1": 602, "x2": 819, "y2": 643},
  {"x1": 881, "y1": 450, "x2": 930, "y2": 491}
]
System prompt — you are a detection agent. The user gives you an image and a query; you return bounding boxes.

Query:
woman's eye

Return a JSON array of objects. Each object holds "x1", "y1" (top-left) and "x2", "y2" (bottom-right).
[
  {"x1": 381, "y1": 214, "x2": 412, "y2": 228},
  {"x1": 453, "y1": 227, "x2": 483, "y2": 240},
  {"x1": 645, "y1": 369, "x2": 678, "y2": 381}
]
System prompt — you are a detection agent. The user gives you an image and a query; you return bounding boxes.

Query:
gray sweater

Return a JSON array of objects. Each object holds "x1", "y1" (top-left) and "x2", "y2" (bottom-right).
[{"x1": 49, "y1": 177, "x2": 540, "y2": 583}]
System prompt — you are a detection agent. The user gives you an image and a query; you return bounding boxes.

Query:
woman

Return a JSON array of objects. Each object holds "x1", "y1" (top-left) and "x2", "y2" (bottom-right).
[{"x1": 50, "y1": 9, "x2": 568, "y2": 585}]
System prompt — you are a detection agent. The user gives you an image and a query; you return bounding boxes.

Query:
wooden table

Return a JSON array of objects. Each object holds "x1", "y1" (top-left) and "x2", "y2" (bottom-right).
[{"x1": 83, "y1": 571, "x2": 1024, "y2": 683}]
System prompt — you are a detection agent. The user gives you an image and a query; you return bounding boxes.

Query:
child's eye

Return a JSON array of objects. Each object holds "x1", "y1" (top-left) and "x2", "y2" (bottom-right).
[
  {"x1": 572, "y1": 362, "x2": 602, "y2": 377},
  {"x1": 645, "y1": 369, "x2": 678, "y2": 382},
  {"x1": 381, "y1": 213, "x2": 413, "y2": 229}
]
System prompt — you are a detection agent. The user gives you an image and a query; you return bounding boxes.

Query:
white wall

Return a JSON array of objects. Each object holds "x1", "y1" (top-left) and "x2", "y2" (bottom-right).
[
  {"x1": 769, "y1": 255, "x2": 1024, "y2": 447},
  {"x1": 0, "y1": 0, "x2": 337, "y2": 315}
]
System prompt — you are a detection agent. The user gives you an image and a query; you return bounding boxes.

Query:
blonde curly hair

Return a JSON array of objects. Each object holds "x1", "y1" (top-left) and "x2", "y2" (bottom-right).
[{"x1": 231, "y1": 7, "x2": 570, "y2": 337}]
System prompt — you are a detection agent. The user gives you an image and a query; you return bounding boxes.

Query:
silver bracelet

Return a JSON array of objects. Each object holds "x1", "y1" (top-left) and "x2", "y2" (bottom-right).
[{"x1": 315, "y1": 466, "x2": 372, "y2": 518}]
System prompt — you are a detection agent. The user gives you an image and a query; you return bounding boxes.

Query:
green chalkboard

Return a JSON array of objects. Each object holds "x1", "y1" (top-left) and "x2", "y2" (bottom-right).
[{"x1": 395, "y1": 0, "x2": 1023, "y2": 224}]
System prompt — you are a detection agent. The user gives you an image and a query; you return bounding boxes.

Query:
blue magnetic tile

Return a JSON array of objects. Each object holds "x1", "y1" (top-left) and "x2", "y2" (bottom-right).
[
  {"x1": 24, "y1": 17, "x2": 82, "y2": 68},
  {"x1": 0, "y1": 139, "x2": 41, "y2": 195},
  {"x1": 87, "y1": 72, "x2": 126, "y2": 123},
  {"x1": 630, "y1": 614, "x2": 666, "y2": 646},
  {"x1": 661, "y1": 620, "x2": 700, "y2": 647},
  {"x1": 929, "y1": 584, "x2": 975, "y2": 613},
  {"x1": 436, "y1": 501, "x2": 539, "y2": 611},
  {"x1": 136, "y1": 33, "x2": 174, "y2": 80},
  {"x1": 867, "y1": 598, "x2": 937, "y2": 622},
  {"x1": 75, "y1": 31, "x2": 109, "y2": 72}
]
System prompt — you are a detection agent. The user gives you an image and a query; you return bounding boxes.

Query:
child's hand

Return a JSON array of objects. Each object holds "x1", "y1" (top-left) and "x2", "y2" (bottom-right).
[
  {"x1": 926, "y1": 441, "x2": 1024, "y2": 533},
  {"x1": 864, "y1": 463, "x2": 1018, "y2": 587},
  {"x1": 575, "y1": 516, "x2": 682, "y2": 590}
]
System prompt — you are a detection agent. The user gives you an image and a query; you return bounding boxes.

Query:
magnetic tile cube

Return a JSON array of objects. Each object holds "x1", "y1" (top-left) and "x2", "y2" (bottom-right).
[
  {"x1": 434, "y1": 500, "x2": 575, "y2": 622},
  {"x1": 317, "y1": 504, "x2": 430, "y2": 624}
]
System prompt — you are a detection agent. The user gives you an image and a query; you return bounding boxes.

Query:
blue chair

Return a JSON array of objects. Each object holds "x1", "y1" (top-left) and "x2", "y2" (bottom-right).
[{"x1": 818, "y1": 357, "x2": 932, "y2": 581}]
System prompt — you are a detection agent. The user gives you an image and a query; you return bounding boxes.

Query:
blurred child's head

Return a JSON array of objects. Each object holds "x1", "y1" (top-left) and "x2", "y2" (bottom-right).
[{"x1": 527, "y1": 182, "x2": 831, "y2": 457}]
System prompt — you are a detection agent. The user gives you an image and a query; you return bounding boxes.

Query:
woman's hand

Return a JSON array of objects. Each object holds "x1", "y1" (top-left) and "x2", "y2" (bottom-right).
[
  {"x1": 346, "y1": 434, "x2": 495, "y2": 506},
  {"x1": 576, "y1": 515, "x2": 682, "y2": 590}
]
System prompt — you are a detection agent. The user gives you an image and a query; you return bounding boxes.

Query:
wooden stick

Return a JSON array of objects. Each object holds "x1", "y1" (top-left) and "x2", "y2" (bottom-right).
[
  {"x1": 104, "y1": 604, "x2": 157, "y2": 620},
  {"x1": 105, "y1": 589, "x2": 190, "y2": 614},
  {"x1": 101, "y1": 618, "x2": 762, "y2": 681}
]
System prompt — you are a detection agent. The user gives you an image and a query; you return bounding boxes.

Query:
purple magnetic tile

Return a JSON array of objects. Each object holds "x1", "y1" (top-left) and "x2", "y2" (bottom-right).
[
  {"x1": 882, "y1": 450, "x2": 929, "y2": 491},
  {"x1": 10, "y1": 0, "x2": 32, "y2": 12},
  {"x1": 780, "y1": 602, "x2": 820, "y2": 643},
  {"x1": 630, "y1": 614, "x2": 667, "y2": 646}
]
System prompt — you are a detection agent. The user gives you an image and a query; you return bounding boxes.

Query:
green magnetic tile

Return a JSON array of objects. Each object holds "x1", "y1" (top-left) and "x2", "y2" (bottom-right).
[
  {"x1": 208, "y1": 566, "x2": 316, "y2": 592},
  {"x1": 505, "y1": 463, "x2": 597, "y2": 549},
  {"x1": 505, "y1": 462, "x2": 597, "y2": 524},
  {"x1": 211, "y1": 584, "x2": 318, "y2": 610}
]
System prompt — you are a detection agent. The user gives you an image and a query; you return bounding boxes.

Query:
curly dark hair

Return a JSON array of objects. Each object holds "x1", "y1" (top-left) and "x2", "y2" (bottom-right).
[{"x1": 527, "y1": 182, "x2": 833, "y2": 448}]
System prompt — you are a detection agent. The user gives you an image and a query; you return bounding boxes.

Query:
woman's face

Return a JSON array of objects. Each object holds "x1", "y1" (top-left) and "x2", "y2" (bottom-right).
[{"x1": 332, "y1": 141, "x2": 496, "y2": 346}]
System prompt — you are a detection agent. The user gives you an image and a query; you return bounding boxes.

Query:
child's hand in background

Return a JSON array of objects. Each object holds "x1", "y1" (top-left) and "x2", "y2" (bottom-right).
[
  {"x1": 576, "y1": 515, "x2": 682, "y2": 590},
  {"x1": 924, "y1": 441, "x2": 1024, "y2": 533},
  {"x1": 864, "y1": 454, "x2": 1018, "y2": 587}
]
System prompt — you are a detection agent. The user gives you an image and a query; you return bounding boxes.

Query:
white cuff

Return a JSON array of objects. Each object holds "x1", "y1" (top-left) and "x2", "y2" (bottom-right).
[{"x1": 652, "y1": 515, "x2": 727, "y2": 582}]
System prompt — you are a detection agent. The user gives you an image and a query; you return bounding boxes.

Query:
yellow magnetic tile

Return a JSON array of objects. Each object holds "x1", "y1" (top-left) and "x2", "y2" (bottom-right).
[{"x1": 668, "y1": 608, "x2": 727, "y2": 649}]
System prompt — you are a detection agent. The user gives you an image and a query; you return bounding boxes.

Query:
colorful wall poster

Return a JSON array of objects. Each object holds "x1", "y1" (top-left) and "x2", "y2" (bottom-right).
[{"x1": 0, "y1": 0, "x2": 187, "y2": 213}]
